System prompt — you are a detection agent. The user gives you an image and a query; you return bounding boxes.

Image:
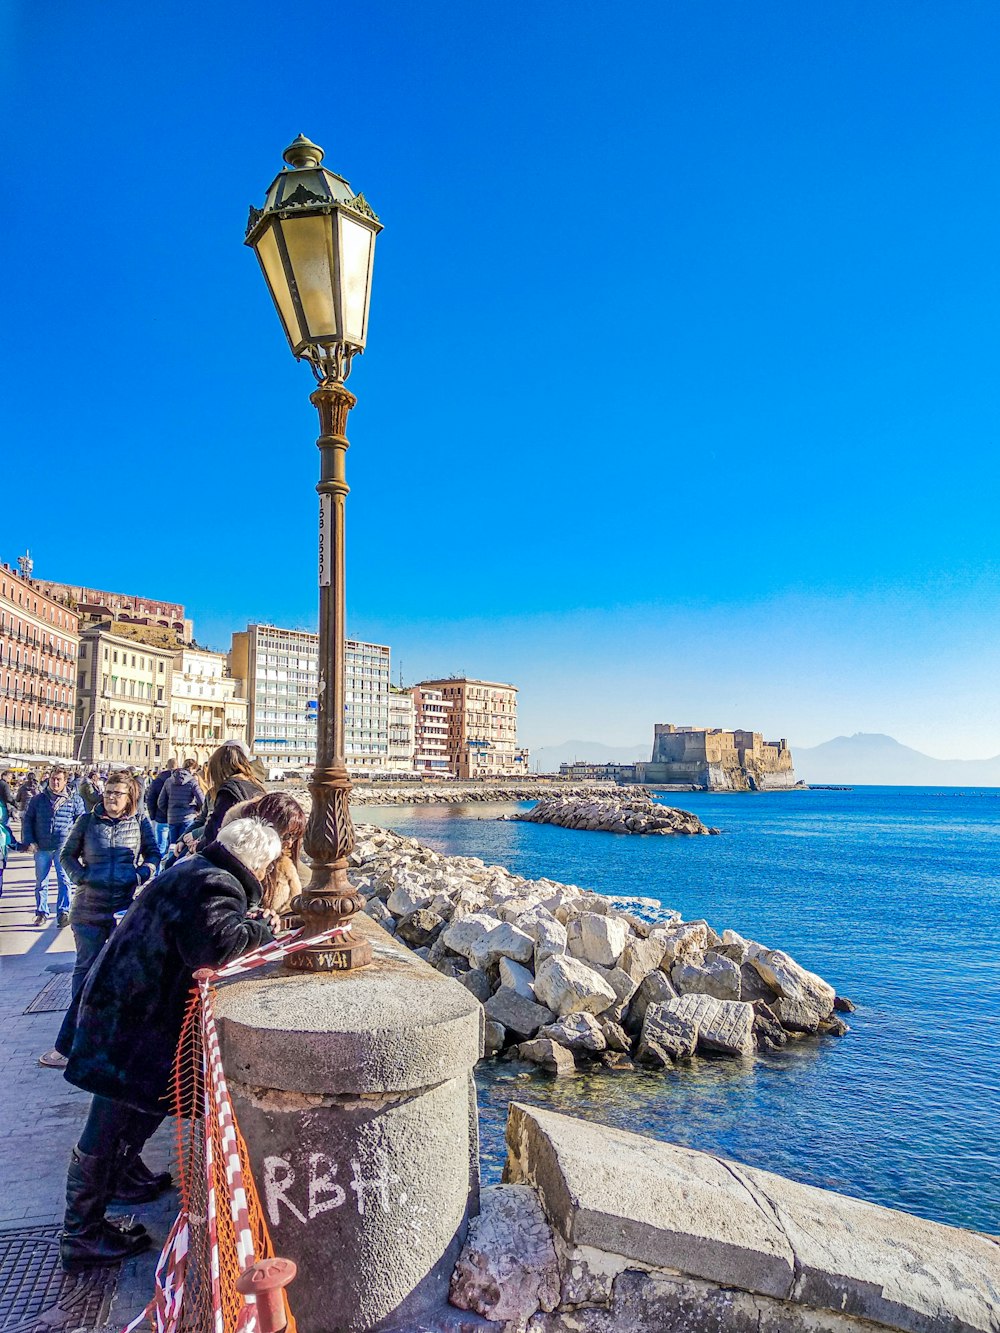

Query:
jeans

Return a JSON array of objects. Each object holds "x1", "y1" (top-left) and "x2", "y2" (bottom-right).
[
  {"x1": 167, "y1": 818, "x2": 196, "y2": 846},
  {"x1": 71, "y1": 921, "x2": 114, "y2": 999},
  {"x1": 155, "y1": 823, "x2": 171, "y2": 857},
  {"x1": 34, "y1": 850, "x2": 72, "y2": 917}
]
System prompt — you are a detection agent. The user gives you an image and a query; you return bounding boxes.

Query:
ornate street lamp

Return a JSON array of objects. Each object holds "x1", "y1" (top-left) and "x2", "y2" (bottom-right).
[{"x1": 246, "y1": 135, "x2": 382, "y2": 971}]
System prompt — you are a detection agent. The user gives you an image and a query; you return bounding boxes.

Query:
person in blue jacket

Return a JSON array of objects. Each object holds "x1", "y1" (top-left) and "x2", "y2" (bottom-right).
[
  {"x1": 0, "y1": 788, "x2": 14, "y2": 900},
  {"x1": 21, "y1": 766, "x2": 86, "y2": 927}
]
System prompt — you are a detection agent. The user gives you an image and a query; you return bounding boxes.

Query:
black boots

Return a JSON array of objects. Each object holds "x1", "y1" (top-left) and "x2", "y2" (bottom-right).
[
  {"x1": 111, "y1": 1148, "x2": 173, "y2": 1204},
  {"x1": 61, "y1": 1146, "x2": 152, "y2": 1272}
]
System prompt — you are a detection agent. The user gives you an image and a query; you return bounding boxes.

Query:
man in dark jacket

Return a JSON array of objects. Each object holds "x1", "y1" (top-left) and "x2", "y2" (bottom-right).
[
  {"x1": 145, "y1": 758, "x2": 177, "y2": 856},
  {"x1": 60, "y1": 776, "x2": 161, "y2": 997},
  {"x1": 155, "y1": 758, "x2": 204, "y2": 846},
  {"x1": 55, "y1": 817, "x2": 280, "y2": 1271},
  {"x1": 22, "y1": 767, "x2": 86, "y2": 927}
]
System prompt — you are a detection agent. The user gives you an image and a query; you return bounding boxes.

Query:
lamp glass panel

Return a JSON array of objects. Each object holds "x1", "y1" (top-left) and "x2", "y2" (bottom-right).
[
  {"x1": 279, "y1": 213, "x2": 338, "y2": 342},
  {"x1": 255, "y1": 226, "x2": 302, "y2": 349},
  {"x1": 339, "y1": 213, "x2": 374, "y2": 347}
]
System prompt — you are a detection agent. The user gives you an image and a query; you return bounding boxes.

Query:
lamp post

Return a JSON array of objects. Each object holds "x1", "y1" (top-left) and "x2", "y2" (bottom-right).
[{"x1": 246, "y1": 135, "x2": 382, "y2": 971}]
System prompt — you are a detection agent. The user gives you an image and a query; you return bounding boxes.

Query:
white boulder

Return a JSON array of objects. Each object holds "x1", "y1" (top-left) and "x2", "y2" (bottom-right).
[{"x1": 533, "y1": 955, "x2": 617, "y2": 1017}]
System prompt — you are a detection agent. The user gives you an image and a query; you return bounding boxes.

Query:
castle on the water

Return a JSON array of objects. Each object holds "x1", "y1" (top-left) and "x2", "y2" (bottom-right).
[{"x1": 560, "y1": 723, "x2": 798, "y2": 791}]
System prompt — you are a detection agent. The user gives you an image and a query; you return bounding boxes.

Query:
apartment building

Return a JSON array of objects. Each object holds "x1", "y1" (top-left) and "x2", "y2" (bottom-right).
[
  {"x1": 230, "y1": 624, "x2": 391, "y2": 773},
  {"x1": 388, "y1": 687, "x2": 416, "y2": 771},
  {"x1": 0, "y1": 559, "x2": 79, "y2": 762},
  {"x1": 75, "y1": 624, "x2": 174, "y2": 767},
  {"x1": 411, "y1": 686, "x2": 452, "y2": 775},
  {"x1": 414, "y1": 677, "x2": 529, "y2": 778},
  {"x1": 170, "y1": 646, "x2": 248, "y2": 764}
]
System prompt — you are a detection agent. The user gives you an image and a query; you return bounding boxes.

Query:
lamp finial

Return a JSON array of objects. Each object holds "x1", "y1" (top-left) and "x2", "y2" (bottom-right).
[{"x1": 283, "y1": 134, "x2": 324, "y2": 170}]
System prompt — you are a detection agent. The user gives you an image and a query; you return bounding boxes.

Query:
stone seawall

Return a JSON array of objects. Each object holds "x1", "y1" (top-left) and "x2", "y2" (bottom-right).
[{"x1": 448, "y1": 1103, "x2": 999, "y2": 1332}]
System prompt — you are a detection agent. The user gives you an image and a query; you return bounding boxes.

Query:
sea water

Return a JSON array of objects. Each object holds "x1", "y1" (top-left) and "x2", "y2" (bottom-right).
[{"x1": 362, "y1": 787, "x2": 998, "y2": 1234}]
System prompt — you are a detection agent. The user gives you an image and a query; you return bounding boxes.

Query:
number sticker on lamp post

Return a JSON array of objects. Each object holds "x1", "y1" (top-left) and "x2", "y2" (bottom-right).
[{"x1": 319, "y1": 494, "x2": 332, "y2": 587}]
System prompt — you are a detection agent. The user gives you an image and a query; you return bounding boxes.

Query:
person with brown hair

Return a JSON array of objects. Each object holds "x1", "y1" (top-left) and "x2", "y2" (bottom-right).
[
  {"x1": 222, "y1": 790, "x2": 307, "y2": 916},
  {"x1": 191, "y1": 742, "x2": 266, "y2": 850}
]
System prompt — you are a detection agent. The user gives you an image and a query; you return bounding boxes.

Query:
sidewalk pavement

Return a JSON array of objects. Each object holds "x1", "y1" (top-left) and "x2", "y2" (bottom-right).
[{"x1": 0, "y1": 844, "x2": 177, "y2": 1330}]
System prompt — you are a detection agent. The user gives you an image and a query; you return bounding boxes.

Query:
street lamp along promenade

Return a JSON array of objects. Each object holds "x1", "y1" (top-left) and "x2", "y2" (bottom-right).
[{"x1": 245, "y1": 134, "x2": 382, "y2": 971}]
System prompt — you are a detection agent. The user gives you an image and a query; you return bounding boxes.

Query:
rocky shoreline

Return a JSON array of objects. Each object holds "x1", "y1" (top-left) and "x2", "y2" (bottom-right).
[
  {"x1": 348, "y1": 822, "x2": 851, "y2": 1078},
  {"x1": 510, "y1": 791, "x2": 720, "y2": 835},
  {"x1": 341, "y1": 782, "x2": 623, "y2": 807}
]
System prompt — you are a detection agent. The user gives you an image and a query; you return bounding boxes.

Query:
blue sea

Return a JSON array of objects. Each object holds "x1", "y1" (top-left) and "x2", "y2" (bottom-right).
[{"x1": 363, "y1": 787, "x2": 999, "y2": 1235}]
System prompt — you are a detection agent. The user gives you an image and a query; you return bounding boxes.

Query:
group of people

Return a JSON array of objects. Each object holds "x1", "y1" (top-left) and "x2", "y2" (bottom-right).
[{"x1": 1, "y1": 743, "x2": 310, "y2": 1273}]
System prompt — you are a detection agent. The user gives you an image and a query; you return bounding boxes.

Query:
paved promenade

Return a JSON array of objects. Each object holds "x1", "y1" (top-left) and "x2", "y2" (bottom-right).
[{"x1": 0, "y1": 845, "x2": 176, "y2": 1331}]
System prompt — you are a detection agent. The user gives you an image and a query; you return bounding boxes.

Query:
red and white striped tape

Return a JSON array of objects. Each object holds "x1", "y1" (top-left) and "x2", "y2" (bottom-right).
[{"x1": 126, "y1": 921, "x2": 353, "y2": 1332}]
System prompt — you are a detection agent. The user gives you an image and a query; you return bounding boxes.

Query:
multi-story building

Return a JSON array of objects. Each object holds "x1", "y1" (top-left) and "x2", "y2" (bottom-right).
[
  {"x1": 411, "y1": 686, "x2": 452, "y2": 775},
  {"x1": 230, "y1": 624, "x2": 391, "y2": 774},
  {"x1": 388, "y1": 687, "x2": 416, "y2": 772},
  {"x1": 0, "y1": 558, "x2": 79, "y2": 762},
  {"x1": 75, "y1": 624, "x2": 174, "y2": 767},
  {"x1": 31, "y1": 579, "x2": 193, "y2": 642},
  {"x1": 414, "y1": 677, "x2": 529, "y2": 779},
  {"x1": 170, "y1": 646, "x2": 248, "y2": 764}
]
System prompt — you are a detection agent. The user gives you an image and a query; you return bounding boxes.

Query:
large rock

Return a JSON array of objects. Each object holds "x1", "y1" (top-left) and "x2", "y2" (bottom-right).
[
  {"x1": 484, "y1": 986, "x2": 555, "y2": 1040},
  {"x1": 533, "y1": 955, "x2": 617, "y2": 1018},
  {"x1": 515, "y1": 1038, "x2": 577, "y2": 1076},
  {"x1": 529, "y1": 915, "x2": 569, "y2": 968},
  {"x1": 449, "y1": 1183, "x2": 560, "y2": 1323},
  {"x1": 592, "y1": 964, "x2": 641, "y2": 1022},
  {"x1": 636, "y1": 1001, "x2": 699, "y2": 1065},
  {"x1": 619, "y1": 934, "x2": 667, "y2": 983},
  {"x1": 567, "y1": 913, "x2": 630, "y2": 968},
  {"x1": 655, "y1": 921, "x2": 710, "y2": 967},
  {"x1": 625, "y1": 969, "x2": 679, "y2": 1034},
  {"x1": 470, "y1": 921, "x2": 535, "y2": 969},
  {"x1": 672, "y1": 952, "x2": 741, "y2": 1001},
  {"x1": 385, "y1": 880, "x2": 431, "y2": 918},
  {"x1": 441, "y1": 912, "x2": 499, "y2": 962},
  {"x1": 540, "y1": 1012, "x2": 607, "y2": 1054},
  {"x1": 499, "y1": 956, "x2": 536, "y2": 999},
  {"x1": 395, "y1": 907, "x2": 445, "y2": 948},
  {"x1": 457, "y1": 968, "x2": 492, "y2": 1004},
  {"x1": 666, "y1": 993, "x2": 755, "y2": 1057},
  {"x1": 750, "y1": 948, "x2": 835, "y2": 1017}
]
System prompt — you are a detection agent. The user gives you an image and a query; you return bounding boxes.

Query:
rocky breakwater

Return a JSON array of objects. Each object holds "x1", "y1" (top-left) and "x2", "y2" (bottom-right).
[
  {"x1": 511, "y1": 790, "x2": 720, "y2": 835},
  {"x1": 348, "y1": 823, "x2": 852, "y2": 1079},
  {"x1": 343, "y1": 782, "x2": 624, "y2": 807}
]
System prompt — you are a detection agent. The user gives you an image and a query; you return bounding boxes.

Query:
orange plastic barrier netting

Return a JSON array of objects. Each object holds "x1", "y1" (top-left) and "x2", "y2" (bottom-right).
[{"x1": 139, "y1": 989, "x2": 297, "y2": 1333}]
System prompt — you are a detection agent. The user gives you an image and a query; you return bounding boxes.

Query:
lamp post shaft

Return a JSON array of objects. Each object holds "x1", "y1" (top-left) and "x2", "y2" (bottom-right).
[{"x1": 285, "y1": 380, "x2": 373, "y2": 972}]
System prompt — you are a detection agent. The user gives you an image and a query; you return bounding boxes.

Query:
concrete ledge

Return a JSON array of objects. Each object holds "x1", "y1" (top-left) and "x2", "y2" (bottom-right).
[
  {"x1": 503, "y1": 1104, "x2": 1000, "y2": 1333},
  {"x1": 213, "y1": 915, "x2": 483, "y2": 1095}
]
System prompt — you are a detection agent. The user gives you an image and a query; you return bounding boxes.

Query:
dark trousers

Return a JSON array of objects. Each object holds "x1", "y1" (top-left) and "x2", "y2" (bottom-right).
[
  {"x1": 71, "y1": 921, "x2": 114, "y2": 999},
  {"x1": 78, "y1": 1094, "x2": 163, "y2": 1160}
]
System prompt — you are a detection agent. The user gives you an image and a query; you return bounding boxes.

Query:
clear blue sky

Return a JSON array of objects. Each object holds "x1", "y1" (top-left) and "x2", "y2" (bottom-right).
[{"x1": 3, "y1": 2, "x2": 1000, "y2": 757}]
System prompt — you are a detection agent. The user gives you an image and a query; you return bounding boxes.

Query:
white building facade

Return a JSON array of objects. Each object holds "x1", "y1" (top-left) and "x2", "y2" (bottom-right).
[
  {"x1": 230, "y1": 624, "x2": 391, "y2": 773},
  {"x1": 169, "y1": 647, "x2": 248, "y2": 764},
  {"x1": 388, "y1": 687, "x2": 416, "y2": 772}
]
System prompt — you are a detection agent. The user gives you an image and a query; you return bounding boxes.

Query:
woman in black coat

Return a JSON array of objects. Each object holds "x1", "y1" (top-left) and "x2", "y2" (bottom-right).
[
  {"x1": 55, "y1": 816, "x2": 283, "y2": 1271},
  {"x1": 182, "y1": 741, "x2": 266, "y2": 855}
]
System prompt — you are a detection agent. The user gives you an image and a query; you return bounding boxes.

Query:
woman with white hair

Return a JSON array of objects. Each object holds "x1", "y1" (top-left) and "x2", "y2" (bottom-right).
[{"x1": 54, "y1": 816, "x2": 283, "y2": 1271}]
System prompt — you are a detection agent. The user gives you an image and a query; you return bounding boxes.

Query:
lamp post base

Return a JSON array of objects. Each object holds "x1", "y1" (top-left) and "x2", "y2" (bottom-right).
[{"x1": 286, "y1": 762, "x2": 373, "y2": 972}]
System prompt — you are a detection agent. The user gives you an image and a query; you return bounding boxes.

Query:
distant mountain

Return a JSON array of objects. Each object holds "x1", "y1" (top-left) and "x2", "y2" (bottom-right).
[
  {"x1": 794, "y1": 733, "x2": 1000, "y2": 786},
  {"x1": 530, "y1": 740, "x2": 649, "y2": 773}
]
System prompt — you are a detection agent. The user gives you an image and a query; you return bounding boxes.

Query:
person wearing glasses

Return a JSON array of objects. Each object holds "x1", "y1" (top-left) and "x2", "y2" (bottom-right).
[{"x1": 59, "y1": 773, "x2": 161, "y2": 1002}]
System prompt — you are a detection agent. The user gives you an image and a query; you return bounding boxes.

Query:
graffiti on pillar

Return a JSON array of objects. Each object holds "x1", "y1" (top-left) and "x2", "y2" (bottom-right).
[{"x1": 263, "y1": 1149, "x2": 403, "y2": 1226}]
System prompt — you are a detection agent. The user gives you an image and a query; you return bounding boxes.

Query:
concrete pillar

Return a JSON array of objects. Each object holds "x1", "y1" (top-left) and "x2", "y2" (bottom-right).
[{"x1": 212, "y1": 919, "x2": 483, "y2": 1333}]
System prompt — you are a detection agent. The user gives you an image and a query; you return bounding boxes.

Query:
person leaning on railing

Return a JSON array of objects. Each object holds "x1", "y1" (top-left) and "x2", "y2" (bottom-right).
[{"x1": 53, "y1": 815, "x2": 285, "y2": 1272}]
